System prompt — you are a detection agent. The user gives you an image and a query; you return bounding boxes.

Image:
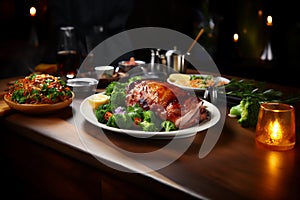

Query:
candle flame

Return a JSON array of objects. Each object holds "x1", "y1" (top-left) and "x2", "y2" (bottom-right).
[
  {"x1": 30, "y1": 7, "x2": 36, "y2": 17},
  {"x1": 233, "y1": 33, "x2": 239, "y2": 42},
  {"x1": 269, "y1": 120, "x2": 282, "y2": 141},
  {"x1": 266, "y1": 15, "x2": 272, "y2": 26}
]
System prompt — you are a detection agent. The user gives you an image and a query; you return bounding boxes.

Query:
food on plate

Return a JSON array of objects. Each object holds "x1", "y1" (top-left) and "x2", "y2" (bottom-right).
[
  {"x1": 126, "y1": 80, "x2": 209, "y2": 129},
  {"x1": 88, "y1": 93, "x2": 110, "y2": 109},
  {"x1": 5, "y1": 73, "x2": 73, "y2": 104},
  {"x1": 188, "y1": 74, "x2": 229, "y2": 88},
  {"x1": 168, "y1": 73, "x2": 229, "y2": 89},
  {"x1": 118, "y1": 57, "x2": 145, "y2": 72},
  {"x1": 190, "y1": 75, "x2": 214, "y2": 88},
  {"x1": 168, "y1": 73, "x2": 190, "y2": 86},
  {"x1": 121, "y1": 57, "x2": 138, "y2": 66},
  {"x1": 93, "y1": 76, "x2": 210, "y2": 132}
]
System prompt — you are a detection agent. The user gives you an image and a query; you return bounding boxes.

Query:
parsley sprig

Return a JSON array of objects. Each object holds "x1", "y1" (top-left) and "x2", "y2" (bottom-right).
[{"x1": 224, "y1": 79, "x2": 300, "y2": 104}]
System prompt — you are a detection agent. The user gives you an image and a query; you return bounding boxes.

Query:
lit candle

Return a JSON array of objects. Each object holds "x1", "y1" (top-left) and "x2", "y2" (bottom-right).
[
  {"x1": 266, "y1": 15, "x2": 272, "y2": 26},
  {"x1": 255, "y1": 103, "x2": 296, "y2": 151},
  {"x1": 29, "y1": 6, "x2": 38, "y2": 47},
  {"x1": 268, "y1": 119, "x2": 282, "y2": 144},
  {"x1": 258, "y1": 10, "x2": 263, "y2": 17},
  {"x1": 30, "y1": 6, "x2": 36, "y2": 17},
  {"x1": 233, "y1": 33, "x2": 239, "y2": 43}
]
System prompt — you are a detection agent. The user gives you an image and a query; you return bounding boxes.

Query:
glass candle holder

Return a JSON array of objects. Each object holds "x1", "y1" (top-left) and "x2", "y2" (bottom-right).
[{"x1": 255, "y1": 102, "x2": 296, "y2": 151}]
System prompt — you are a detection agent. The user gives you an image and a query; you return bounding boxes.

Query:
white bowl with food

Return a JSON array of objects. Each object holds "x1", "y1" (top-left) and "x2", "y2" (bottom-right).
[
  {"x1": 167, "y1": 73, "x2": 230, "y2": 91},
  {"x1": 118, "y1": 57, "x2": 145, "y2": 72},
  {"x1": 94, "y1": 66, "x2": 115, "y2": 79}
]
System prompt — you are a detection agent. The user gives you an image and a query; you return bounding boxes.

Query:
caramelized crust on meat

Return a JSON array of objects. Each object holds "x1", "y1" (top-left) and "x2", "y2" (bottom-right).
[{"x1": 126, "y1": 80, "x2": 209, "y2": 128}]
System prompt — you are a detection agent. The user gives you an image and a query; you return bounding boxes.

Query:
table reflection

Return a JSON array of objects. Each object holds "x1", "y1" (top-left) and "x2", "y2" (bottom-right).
[{"x1": 260, "y1": 150, "x2": 295, "y2": 198}]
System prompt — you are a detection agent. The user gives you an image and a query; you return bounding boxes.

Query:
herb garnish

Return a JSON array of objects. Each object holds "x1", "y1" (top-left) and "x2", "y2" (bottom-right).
[
  {"x1": 224, "y1": 79, "x2": 300, "y2": 127},
  {"x1": 224, "y1": 79, "x2": 300, "y2": 104}
]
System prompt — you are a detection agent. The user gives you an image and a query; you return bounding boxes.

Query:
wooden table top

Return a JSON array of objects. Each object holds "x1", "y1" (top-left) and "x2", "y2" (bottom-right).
[{"x1": 1, "y1": 73, "x2": 299, "y2": 199}]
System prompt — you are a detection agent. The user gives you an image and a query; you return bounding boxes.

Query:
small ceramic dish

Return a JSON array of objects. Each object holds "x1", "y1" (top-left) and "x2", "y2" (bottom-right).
[
  {"x1": 67, "y1": 78, "x2": 98, "y2": 98},
  {"x1": 94, "y1": 66, "x2": 115, "y2": 79},
  {"x1": 118, "y1": 60, "x2": 145, "y2": 72}
]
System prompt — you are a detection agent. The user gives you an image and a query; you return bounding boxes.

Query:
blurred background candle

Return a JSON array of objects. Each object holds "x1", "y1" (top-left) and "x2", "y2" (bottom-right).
[
  {"x1": 266, "y1": 15, "x2": 273, "y2": 26},
  {"x1": 233, "y1": 33, "x2": 239, "y2": 43},
  {"x1": 30, "y1": 6, "x2": 36, "y2": 17},
  {"x1": 260, "y1": 15, "x2": 273, "y2": 61},
  {"x1": 29, "y1": 6, "x2": 39, "y2": 47},
  {"x1": 256, "y1": 103, "x2": 296, "y2": 151}
]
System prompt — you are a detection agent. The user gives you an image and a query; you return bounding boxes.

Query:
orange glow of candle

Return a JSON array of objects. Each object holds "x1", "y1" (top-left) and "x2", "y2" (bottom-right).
[
  {"x1": 256, "y1": 103, "x2": 296, "y2": 151},
  {"x1": 233, "y1": 33, "x2": 239, "y2": 42},
  {"x1": 30, "y1": 7, "x2": 36, "y2": 17},
  {"x1": 266, "y1": 15, "x2": 272, "y2": 26},
  {"x1": 268, "y1": 120, "x2": 282, "y2": 143}
]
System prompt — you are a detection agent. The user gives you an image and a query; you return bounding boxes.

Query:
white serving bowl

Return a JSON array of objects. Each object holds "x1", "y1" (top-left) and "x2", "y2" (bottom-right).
[{"x1": 94, "y1": 66, "x2": 115, "y2": 78}]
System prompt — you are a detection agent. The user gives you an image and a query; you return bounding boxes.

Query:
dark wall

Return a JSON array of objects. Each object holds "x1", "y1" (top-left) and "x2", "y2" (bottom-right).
[{"x1": 0, "y1": 0, "x2": 299, "y2": 87}]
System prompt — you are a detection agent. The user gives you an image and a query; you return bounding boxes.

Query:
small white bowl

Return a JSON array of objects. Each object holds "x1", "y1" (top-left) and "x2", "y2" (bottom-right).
[
  {"x1": 67, "y1": 78, "x2": 98, "y2": 98},
  {"x1": 94, "y1": 66, "x2": 114, "y2": 78}
]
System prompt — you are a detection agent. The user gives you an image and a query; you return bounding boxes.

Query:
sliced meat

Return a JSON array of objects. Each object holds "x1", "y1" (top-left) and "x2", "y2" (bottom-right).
[{"x1": 125, "y1": 80, "x2": 209, "y2": 128}]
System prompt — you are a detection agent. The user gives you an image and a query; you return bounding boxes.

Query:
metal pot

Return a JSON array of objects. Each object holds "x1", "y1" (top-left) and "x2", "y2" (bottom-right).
[{"x1": 165, "y1": 47, "x2": 187, "y2": 73}]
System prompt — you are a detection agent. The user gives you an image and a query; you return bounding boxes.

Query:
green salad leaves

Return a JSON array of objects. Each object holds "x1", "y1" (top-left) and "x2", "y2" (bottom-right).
[
  {"x1": 95, "y1": 77, "x2": 176, "y2": 132},
  {"x1": 7, "y1": 73, "x2": 72, "y2": 104}
]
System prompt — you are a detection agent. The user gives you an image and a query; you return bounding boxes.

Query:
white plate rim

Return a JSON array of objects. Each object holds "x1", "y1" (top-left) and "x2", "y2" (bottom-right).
[
  {"x1": 80, "y1": 94, "x2": 221, "y2": 139},
  {"x1": 167, "y1": 74, "x2": 230, "y2": 91}
]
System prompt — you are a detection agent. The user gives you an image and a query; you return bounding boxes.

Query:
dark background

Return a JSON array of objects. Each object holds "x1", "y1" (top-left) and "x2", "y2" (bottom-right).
[{"x1": 0, "y1": 0, "x2": 299, "y2": 87}]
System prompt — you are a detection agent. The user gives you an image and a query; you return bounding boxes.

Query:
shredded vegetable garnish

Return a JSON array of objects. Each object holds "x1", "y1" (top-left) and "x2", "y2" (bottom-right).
[
  {"x1": 5, "y1": 74, "x2": 73, "y2": 104},
  {"x1": 189, "y1": 75, "x2": 227, "y2": 88}
]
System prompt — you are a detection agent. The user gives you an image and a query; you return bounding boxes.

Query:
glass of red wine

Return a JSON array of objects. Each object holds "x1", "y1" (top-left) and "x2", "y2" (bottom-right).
[{"x1": 56, "y1": 26, "x2": 81, "y2": 80}]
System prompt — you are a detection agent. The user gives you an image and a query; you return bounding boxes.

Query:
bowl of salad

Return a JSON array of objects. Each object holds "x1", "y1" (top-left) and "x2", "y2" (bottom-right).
[{"x1": 4, "y1": 73, "x2": 74, "y2": 114}]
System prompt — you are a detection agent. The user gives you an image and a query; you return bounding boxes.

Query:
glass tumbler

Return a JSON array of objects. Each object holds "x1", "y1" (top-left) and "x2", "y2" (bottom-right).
[
  {"x1": 56, "y1": 26, "x2": 81, "y2": 80},
  {"x1": 255, "y1": 102, "x2": 296, "y2": 151}
]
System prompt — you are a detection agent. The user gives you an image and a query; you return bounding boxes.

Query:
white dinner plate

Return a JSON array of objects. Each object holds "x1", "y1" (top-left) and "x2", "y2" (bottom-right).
[
  {"x1": 80, "y1": 94, "x2": 221, "y2": 139},
  {"x1": 167, "y1": 74, "x2": 230, "y2": 91}
]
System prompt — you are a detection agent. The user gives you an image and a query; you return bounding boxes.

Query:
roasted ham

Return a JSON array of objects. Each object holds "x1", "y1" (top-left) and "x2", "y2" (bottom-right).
[{"x1": 125, "y1": 80, "x2": 209, "y2": 129}]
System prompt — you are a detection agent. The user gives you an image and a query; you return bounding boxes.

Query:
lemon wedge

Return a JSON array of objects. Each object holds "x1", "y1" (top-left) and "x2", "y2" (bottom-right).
[{"x1": 88, "y1": 93, "x2": 110, "y2": 109}]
